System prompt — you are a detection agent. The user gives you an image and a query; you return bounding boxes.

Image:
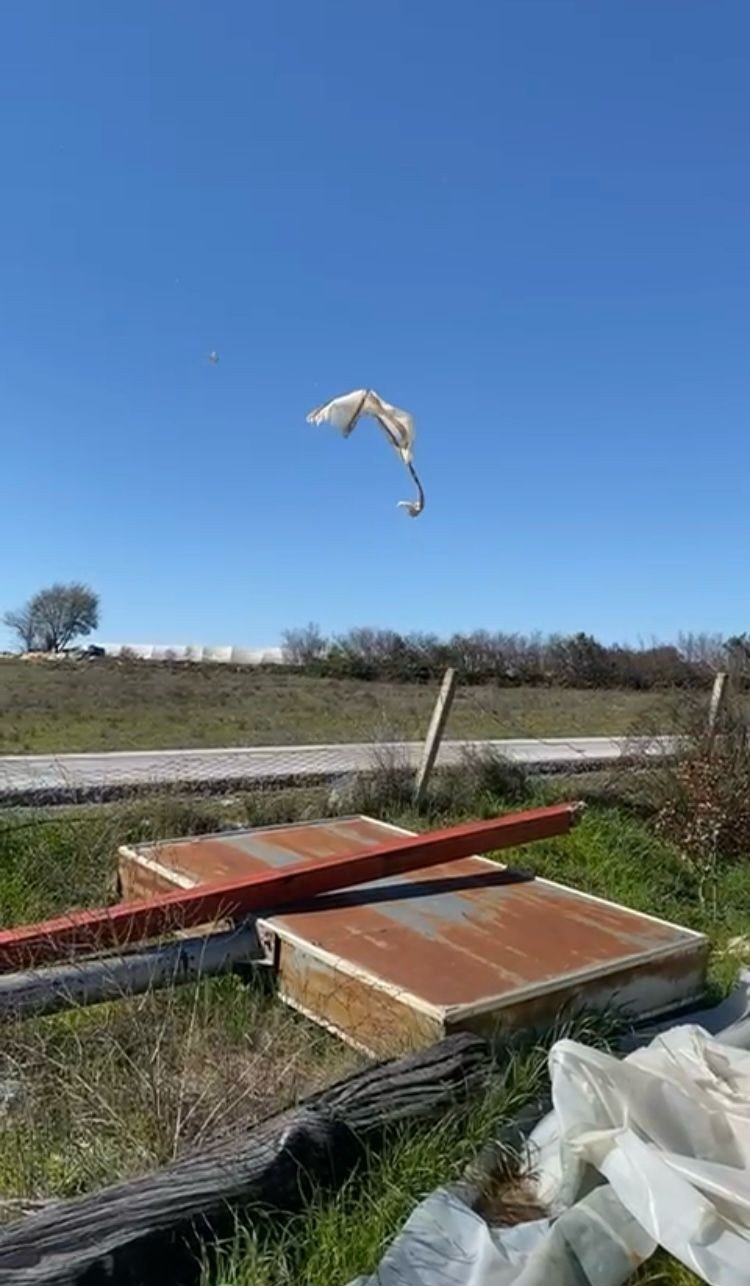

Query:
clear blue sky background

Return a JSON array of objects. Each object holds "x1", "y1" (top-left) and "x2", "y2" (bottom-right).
[{"x1": 2, "y1": 1, "x2": 748, "y2": 648}]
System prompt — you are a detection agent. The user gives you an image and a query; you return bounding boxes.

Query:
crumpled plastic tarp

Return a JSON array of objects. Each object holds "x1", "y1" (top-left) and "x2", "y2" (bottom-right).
[
  {"x1": 349, "y1": 1184, "x2": 653, "y2": 1286},
  {"x1": 350, "y1": 978, "x2": 750, "y2": 1286}
]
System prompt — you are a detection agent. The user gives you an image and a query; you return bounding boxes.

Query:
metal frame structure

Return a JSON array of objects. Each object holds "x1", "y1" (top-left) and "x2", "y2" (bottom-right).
[{"x1": 0, "y1": 804, "x2": 581, "y2": 971}]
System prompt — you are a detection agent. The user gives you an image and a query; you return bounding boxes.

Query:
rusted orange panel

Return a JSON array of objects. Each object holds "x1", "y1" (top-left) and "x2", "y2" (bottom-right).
[
  {"x1": 277, "y1": 867, "x2": 692, "y2": 1009},
  {"x1": 276, "y1": 937, "x2": 441, "y2": 1057},
  {"x1": 118, "y1": 852, "x2": 184, "y2": 902},
  {"x1": 450, "y1": 943, "x2": 711, "y2": 1039},
  {"x1": 116, "y1": 815, "x2": 709, "y2": 1054},
  {"x1": 0, "y1": 806, "x2": 577, "y2": 971},
  {"x1": 138, "y1": 817, "x2": 416, "y2": 886}
]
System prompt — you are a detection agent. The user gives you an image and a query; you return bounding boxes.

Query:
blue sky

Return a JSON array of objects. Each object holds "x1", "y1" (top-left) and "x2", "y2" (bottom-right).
[{"x1": 2, "y1": 1, "x2": 748, "y2": 647}]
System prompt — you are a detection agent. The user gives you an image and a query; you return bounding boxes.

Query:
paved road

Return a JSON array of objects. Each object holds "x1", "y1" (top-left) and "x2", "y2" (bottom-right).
[{"x1": 0, "y1": 736, "x2": 674, "y2": 805}]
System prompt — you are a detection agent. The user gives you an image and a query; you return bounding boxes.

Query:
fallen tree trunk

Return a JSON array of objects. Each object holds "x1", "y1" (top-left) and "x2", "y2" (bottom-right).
[{"x1": 0, "y1": 1032, "x2": 489, "y2": 1286}]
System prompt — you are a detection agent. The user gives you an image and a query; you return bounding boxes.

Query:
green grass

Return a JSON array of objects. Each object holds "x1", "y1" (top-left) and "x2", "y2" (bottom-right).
[
  {"x1": 1, "y1": 781, "x2": 747, "y2": 1284},
  {"x1": 207, "y1": 1074, "x2": 532, "y2": 1285},
  {"x1": 0, "y1": 977, "x2": 361, "y2": 1204},
  {"x1": 0, "y1": 656, "x2": 665, "y2": 752},
  {"x1": 0, "y1": 788, "x2": 329, "y2": 927},
  {"x1": 206, "y1": 1014, "x2": 613, "y2": 1286},
  {"x1": 0, "y1": 791, "x2": 363, "y2": 1206}
]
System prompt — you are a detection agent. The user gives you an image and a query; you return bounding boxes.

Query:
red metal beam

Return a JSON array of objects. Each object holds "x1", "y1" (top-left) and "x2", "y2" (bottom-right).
[{"x1": 0, "y1": 803, "x2": 581, "y2": 971}]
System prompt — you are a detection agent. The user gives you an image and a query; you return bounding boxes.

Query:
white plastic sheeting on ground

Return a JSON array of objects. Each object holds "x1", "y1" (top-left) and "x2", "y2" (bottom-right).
[
  {"x1": 349, "y1": 1185, "x2": 653, "y2": 1286},
  {"x1": 351, "y1": 1006, "x2": 750, "y2": 1286},
  {"x1": 535, "y1": 1028, "x2": 750, "y2": 1282}
]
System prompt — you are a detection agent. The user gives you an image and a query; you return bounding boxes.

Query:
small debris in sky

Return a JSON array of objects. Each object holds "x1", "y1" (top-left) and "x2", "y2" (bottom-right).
[{"x1": 208, "y1": 350, "x2": 220, "y2": 364}]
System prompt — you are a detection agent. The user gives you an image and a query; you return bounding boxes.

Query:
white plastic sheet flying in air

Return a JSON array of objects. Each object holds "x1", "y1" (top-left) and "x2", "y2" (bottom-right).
[
  {"x1": 306, "y1": 388, "x2": 425, "y2": 517},
  {"x1": 351, "y1": 1017, "x2": 750, "y2": 1286}
]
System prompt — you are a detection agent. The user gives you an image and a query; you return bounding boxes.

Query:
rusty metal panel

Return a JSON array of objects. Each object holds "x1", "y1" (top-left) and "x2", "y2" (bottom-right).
[
  {"x1": 118, "y1": 846, "x2": 196, "y2": 902},
  {"x1": 445, "y1": 945, "x2": 711, "y2": 1039},
  {"x1": 119, "y1": 816, "x2": 709, "y2": 1055},
  {"x1": 276, "y1": 937, "x2": 442, "y2": 1057},
  {"x1": 117, "y1": 817, "x2": 411, "y2": 926},
  {"x1": 146, "y1": 816, "x2": 392, "y2": 885},
  {"x1": 274, "y1": 866, "x2": 699, "y2": 1010},
  {"x1": 7, "y1": 807, "x2": 580, "y2": 971}
]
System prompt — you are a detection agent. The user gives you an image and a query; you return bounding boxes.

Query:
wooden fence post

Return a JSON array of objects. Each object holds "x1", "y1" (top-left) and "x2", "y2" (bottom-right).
[
  {"x1": 414, "y1": 668, "x2": 458, "y2": 808},
  {"x1": 707, "y1": 670, "x2": 729, "y2": 748}
]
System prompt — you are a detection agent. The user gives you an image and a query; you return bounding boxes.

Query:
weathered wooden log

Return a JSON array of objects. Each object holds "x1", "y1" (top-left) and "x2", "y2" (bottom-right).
[
  {"x1": 0, "y1": 1032, "x2": 489, "y2": 1286},
  {"x1": 0, "y1": 925, "x2": 264, "y2": 1021}
]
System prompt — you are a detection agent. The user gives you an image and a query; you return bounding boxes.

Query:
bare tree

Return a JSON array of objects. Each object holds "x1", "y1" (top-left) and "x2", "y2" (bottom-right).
[
  {"x1": 281, "y1": 622, "x2": 327, "y2": 666},
  {"x1": 2, "y1": 604, "x2": 42, "y2": 651},
  {"x1": 4, "y1": 583, "x2": 99, "y2": 653}
]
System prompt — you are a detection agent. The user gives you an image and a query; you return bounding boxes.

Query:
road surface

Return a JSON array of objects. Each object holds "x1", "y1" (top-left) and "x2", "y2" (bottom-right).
[{"x1": 0, "y1": 736, "x2": 674, "y2": 805}]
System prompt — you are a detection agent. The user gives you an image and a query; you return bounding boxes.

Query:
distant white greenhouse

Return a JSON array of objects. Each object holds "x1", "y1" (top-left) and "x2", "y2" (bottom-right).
[{"x1": 98, "y1": 644, "x2": 284, "y2": 666}]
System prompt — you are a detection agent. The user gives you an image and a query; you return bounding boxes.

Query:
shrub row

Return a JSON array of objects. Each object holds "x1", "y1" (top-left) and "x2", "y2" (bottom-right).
[{"x1": 281, "y1": 626, "x2": 744, "y2": 690}]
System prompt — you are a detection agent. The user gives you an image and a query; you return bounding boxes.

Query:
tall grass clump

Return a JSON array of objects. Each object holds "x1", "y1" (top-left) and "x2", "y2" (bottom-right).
[
  {"x1": 328, "y1": 746, "x2": 531, "y2": 825},
  {"x1": 206, "y1": 1013, "x2": 616, "y2": 1286}
]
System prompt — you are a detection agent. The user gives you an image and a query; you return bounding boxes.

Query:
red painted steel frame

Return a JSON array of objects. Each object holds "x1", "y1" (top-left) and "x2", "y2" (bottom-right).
[{"x1": 0, "y1": 804, "x2": 580, "y2": 971}]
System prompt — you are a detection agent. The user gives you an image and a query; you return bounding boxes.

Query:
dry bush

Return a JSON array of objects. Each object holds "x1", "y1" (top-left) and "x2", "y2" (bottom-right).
[
  {"x1": 281, "y1": 623, "x2": 719, "y2": 690},
  {"x1": 615, "y1": 687, "x2": 750, "y2": 910},
  {"x1": 327, "y1": 745, "x2": 530, "y2": 823},
  {"x1": 654, "y1": 752, "x2": 750, "y2": 862},
  {"x1": 0, "y1": 975, "x2": 360, "y2": 1207},
  {"x1": 426, "y1": 748, "x2": 529, "y2": 818},
  {"x1": 626, "y1": 693, "x2": 750, "y2": 855},
  {"x1": 328, "y1": 745, "x2": 415, "y2": 818}
]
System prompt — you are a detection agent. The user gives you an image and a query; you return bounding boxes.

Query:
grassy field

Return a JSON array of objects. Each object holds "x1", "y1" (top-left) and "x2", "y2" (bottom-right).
[
  {"x1": 0, "y1": 765, "x2": 747, "y2": 1283},
  {"x1": 0, "y1": 657, "x2": 669, "y2": 753}
]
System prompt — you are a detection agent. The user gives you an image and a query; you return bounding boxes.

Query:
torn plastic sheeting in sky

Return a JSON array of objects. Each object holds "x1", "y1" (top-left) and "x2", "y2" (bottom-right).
[{"x1": 306, "y1": 388, "x2": 425, "y2": 517}]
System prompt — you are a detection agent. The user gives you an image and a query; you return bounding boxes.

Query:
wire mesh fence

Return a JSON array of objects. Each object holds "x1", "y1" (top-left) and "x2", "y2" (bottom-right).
[{"x1": 0, "y1": 736, "x2": 678, "y2": 809}]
